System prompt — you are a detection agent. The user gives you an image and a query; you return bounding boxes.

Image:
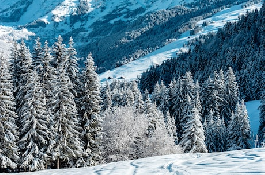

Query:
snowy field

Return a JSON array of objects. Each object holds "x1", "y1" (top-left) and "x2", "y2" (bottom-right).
[
  {"x1": 99, "y1": 2, "x2": 263, "y2": 82},
  {"x1": 4, "y1": 100, "x2": 262, "y2": 175},
  {"x1": 6, "y1": 148, "x2": 265, "y2": 175}
]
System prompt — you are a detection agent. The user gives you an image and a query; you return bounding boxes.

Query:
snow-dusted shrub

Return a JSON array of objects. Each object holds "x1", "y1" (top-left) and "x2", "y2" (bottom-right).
[{"x1": 101, "y1": 106, "x2": 181, "y2": 163}]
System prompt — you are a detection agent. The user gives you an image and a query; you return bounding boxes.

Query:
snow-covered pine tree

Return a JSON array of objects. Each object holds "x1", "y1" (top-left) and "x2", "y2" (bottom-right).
[
  {"x1": 152, "y1": 82, "x2": 161, "y2": 105},
  {"x1": 130, "y1": 81, "x2": 144, "y2": 113},
  {"x1": 42, "y1": 41, "x2": 56, "y2": 106},
  {"x1": 48, "y1": 41, "x2": 83, "y2": 169},
  {"x1": 10, "y1": 41, "x2": 20, "y2": 95},
  {"x1": 52, "y1": 35, "x2": 66, "y2": 69},
  {"x1": 179, "y1": 95, "x2": 207, "y2": 153},
  {"x1": 32, "y1": 37, "x2": 43, "y2": 75},
  {"x1": 66, "y1": 37, "x2": 81, "y2": 97},
  {"x1": 238, "y1": 100, "x2": 251, "y2": 149},
  {"x1": 142, "y1": 89, "x2": 149, "y2": 102},
  {"x1": 224, "y1": 67, "x2": 239, "y2": 126},
  {"x1": 0, "y1": 55, "x2": 19, "y2": 172},
  {"x1": 144, "y1": 95, "x2": 164, "y2": 138},
  {"x1": 168, "y1": 78, "x2": 177, "y2": 115},
  {"x1": 212, "y1": 114, "x2": 226, "y2": 152},
  {"x1": 81, "y1": 53, "x2": 102, "y2": 166},
  {"x1": 15, "y1": 40, "x2": 33, "y2": 109},
  {"x1": 18, "y1": 70, "x2": 49, "y2": 172},
  {"x1": 227, "y1": 101, "x2": 251, "y2": 150},
  {"x1": 171, "y1": 72, "x2": 199, "y2": 142},
  {"x1": 152, "y1": 81, "x2": 169, "y2": 116},
  {"x1": 101, "y1": 82, "x2": 112, "y2": 111},
  {"x1": 201, "y1": 71, "x2": 227, "y2": 125},
  {"x1": 164, "y1": 111, "x2": 178, "y2": 144},
  {"x1": 203, "y1": 110, "x2": 215, "y2": 153}
]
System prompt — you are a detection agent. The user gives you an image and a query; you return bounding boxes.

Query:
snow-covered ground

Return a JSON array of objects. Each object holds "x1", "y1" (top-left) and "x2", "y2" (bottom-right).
[
  {"x1": 8, "y1": 148, "x2": 265, "y2": 175},
  {"x1": 99, "y1": 2, "x2": 263, "y2": 82}
]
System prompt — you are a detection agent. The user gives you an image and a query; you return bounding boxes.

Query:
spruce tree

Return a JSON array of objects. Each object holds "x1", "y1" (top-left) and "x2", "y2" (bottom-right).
[
  {"x1": 227, "y1": 101, "x2": 251, "y2": 150},
  {"x1": 48, "y1": 41, "x2": 83, "y2": 169},
  {"x1": 179, "y1": 95, "x2": 207, "y2": 153},
  {"x1": 52, "y1": 35, "x2": 66, "y2": 68},
  {"x1": 18, "y1": 70, "x2": 49, "y2": 171},
  {"x1": 203, "y1": 110, "x2": 215, "y2": 153},
  {"x1": 81, "y1": 53, "x2": 102, "y2": 166},
  {"x1": 0, "y1": 55, "x2": 19, "y2": 172},
  {"x1": 101, "y1": 82, "x2": 112, "y2": 111},
  {"x1": 224, "y1": 67, "x2": 239, "y2": 126},
  {"x1": 32, "y1": 37, "x2": 43, "y2": 75},
  {"x1": 15, "y1": 40, "x2": 33, "y2": 110}
]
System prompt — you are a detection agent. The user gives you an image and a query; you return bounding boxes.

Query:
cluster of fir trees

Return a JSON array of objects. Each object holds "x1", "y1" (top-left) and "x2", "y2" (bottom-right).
[
  {"x1": 150, "y1": 69, "x2": 251, "y2": 153},
  {"x1": 139, "y1": 2, "x2": 265, "y2": 101},
  {"x1": 0, "y1": 36, "x2": 102, "y2": 172}
]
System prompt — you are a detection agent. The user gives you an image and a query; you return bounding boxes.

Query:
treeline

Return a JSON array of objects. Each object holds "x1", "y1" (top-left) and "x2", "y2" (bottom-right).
[{"x1": 139, "y1": 2, "x2": 265, "y2": 101}]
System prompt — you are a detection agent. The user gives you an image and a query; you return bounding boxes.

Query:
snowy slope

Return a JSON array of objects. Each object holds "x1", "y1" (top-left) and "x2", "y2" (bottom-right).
[
  {"x1": 99, "y1": 2, "x2": 263, "y2": 82},
  {"x1": 7, "y1": 148, "x2": 265, "y2": 175},
  {"x1": 0, "y1": 0, "x2": 194, "y2": 25}
]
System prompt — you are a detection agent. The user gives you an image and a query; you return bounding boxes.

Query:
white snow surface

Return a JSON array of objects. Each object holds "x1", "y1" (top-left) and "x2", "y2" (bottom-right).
[
  {"x1": 7, "y1": 148, "x2": 265, "y2": 175},
  {"x1": 99, "y1": 2, "x2": 263, "y2": 83}
]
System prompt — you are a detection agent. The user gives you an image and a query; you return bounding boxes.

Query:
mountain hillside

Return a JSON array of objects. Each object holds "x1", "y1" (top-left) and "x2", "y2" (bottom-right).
[
  {"x1": 139, "y1": 1, "x2": 265, "y2": 101},
  {"x1": 0, "y1": 0, "x2": 256, "y2": 73}
]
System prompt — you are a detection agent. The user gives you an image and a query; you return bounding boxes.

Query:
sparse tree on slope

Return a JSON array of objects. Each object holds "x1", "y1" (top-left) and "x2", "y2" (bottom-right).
[{"x1": 0, "y1": 55, "x2": 19, "y2": 172}]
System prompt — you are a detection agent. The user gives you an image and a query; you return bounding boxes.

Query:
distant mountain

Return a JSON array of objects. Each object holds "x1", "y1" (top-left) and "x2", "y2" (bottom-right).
[{"x1": 0, "y1": 0, "x2": 254, "y2": 72}]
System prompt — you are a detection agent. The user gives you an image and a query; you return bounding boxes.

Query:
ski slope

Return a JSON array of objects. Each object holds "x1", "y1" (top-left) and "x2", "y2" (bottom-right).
[{"x1": 99, "y1": 2, "x2": 263, "y2": 82}]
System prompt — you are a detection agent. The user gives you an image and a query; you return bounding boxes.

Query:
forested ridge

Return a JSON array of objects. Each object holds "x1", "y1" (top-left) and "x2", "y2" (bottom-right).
[{"x1": 140, "y1": 2, "x2": 265, "y2": 101}]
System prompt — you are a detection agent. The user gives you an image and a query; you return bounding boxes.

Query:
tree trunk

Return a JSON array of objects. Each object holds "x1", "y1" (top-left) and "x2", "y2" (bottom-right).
[{"x1": 57, "y1": 158, "x2": 60, "y2": 169}]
